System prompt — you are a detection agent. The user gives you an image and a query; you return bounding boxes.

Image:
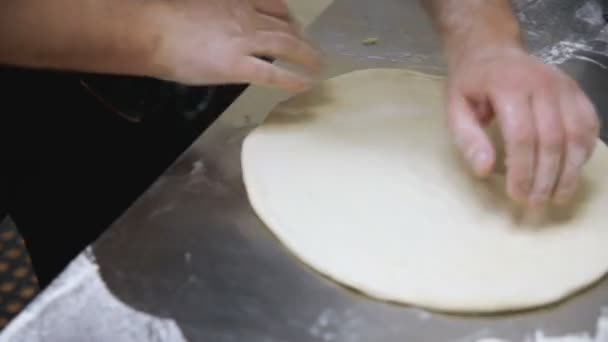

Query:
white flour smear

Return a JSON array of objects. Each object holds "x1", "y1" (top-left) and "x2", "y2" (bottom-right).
[
  {"x1": 478, "y1": 308, "x2": 608, "y2": 342},
  {"x1": 537, "y1": 41, "x2": 596, "y2": 65},
  {"x1": 0, "y1": 250, "x2": 187, "y2": 342}
]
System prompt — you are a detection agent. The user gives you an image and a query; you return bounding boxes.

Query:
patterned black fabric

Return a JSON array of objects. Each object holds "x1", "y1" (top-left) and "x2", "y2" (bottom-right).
[
  {"x1": 0, "y1": 67, "x2": 244, "y2": 330},
  {"x1": 0, "y1": 217, "x2": 38, "y2": 329}
]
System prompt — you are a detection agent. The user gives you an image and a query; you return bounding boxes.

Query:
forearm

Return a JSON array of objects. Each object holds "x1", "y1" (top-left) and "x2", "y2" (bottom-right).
[
  {"x1": 0, "y1": 0, "x2": 161, "y2": 76},
  {"x1": 421, "y1": 0, "x2": 524, "y2": 66}
]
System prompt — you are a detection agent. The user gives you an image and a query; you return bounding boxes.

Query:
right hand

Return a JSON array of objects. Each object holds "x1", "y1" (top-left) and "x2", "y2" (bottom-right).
[
  {"x1": 446, "y1": 47, "x2": 600, "y2": 207},
  {"x1": 146, "y1": 0, "x2": 323, "y2": 92}
]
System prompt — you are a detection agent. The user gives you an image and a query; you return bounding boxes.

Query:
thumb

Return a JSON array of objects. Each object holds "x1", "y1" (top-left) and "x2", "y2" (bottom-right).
[{"x1": 448, "y1": 94, "x2": 496, "y2": 177}]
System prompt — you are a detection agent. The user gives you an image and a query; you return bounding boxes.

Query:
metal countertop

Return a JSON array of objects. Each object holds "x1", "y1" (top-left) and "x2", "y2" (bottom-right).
[{"x1": 5, "y1": 1, "x2": 608, "y2": 341}]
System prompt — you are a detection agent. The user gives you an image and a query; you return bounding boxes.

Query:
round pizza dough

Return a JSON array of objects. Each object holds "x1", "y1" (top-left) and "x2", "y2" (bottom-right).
[{"x1": 241, "y1": 68, "x2": 608, "y2": 313}]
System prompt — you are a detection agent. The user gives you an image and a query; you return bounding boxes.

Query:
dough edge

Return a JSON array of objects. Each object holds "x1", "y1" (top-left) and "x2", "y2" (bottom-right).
[{"x1": 241, "y1": 68, "x2": 608, "y2": 314}]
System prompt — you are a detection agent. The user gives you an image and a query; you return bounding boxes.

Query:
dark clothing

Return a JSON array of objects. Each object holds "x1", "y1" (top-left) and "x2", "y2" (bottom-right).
[{"x1": 0, "y1": 67, "x2": 244, "y2": 288}]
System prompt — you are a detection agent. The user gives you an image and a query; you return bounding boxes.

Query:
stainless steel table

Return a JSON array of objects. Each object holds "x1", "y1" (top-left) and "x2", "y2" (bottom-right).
[{"x1": 3, "y1": 1, "x2": 608, "y2": 341}]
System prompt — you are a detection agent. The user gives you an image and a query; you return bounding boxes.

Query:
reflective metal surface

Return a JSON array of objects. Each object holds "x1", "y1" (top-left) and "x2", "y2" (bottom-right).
[
  {"x1": 92, "y1": 1, "x2": 608, "y2": 341},
  {"x1": 9, "y1": 1, "x2": 608, "y2": 341}
]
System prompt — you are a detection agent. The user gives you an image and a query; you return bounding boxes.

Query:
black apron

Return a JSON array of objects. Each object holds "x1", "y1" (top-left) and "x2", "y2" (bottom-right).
[{"x1": 0, "y1": 67, "x2": 245, "y2": 288}]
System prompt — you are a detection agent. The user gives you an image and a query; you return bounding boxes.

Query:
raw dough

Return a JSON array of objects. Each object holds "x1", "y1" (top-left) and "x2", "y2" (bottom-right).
[{"x1": 241, "y1": 68, "x2": 608, "y2": 313}]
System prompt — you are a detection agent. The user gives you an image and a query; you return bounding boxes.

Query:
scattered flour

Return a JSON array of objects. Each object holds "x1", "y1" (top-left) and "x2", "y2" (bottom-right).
[
  {"x1": 0, "y1": 250, "x2": 187, "y2": 342},
  {"x1": 537, "y1": 41, "x2": 595, "y2": 65},
  {"x1": 477, "y1": 308, "x2": 608, "y2": 342},
  {"x1": 574, "y1": 1, "x2": 605, "y2": 31}
]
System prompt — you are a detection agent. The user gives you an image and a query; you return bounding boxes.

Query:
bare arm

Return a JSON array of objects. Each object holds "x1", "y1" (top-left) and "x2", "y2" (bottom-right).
[
  {"x1": 0, "y1": 0, "x2": 161, "y2": 76},
  {"x1": 421, "y1": 0, "x2": 523, "y2": 66},
  {"x1": 0, "y1": 0, "x2": 321, "y2": 92}
]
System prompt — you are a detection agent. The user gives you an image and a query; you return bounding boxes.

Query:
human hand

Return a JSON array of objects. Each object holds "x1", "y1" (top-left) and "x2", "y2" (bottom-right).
[
  {"x1": 146, "y1": 0, "x2": 323, "y2": 92},
  {"x1": 446, "y1": 48, "x2": 600, "y2": 207}
]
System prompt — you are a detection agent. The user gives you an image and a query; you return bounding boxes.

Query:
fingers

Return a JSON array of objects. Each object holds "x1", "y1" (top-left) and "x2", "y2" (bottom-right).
[
  {"x1": 448, "y1": 94, "x2": 496, "y2": 177},
  {"x1": 250, "y1": 31, "x2": 323, "y2": 73},
  {"x1": 251, "y1": 0, "x2": 292, "y2": 21},
  {"x1": 493, "y1": 82, "x2": 598, "y2": 207},
  {"x1": 528, "y1": 91, "x2": 564, "y2": 207},
  {"x1": 223, "y1": 8, "x2": 323, "y2": 93},
  {"x1": 451, "y1": 55, "x2": 598, "y2": 207},
  {"x1": 552, "y1": 86, "x2": 599, "y2": 205},
  {"x1": 493, "y1": 93, "x2": 536, "y2": 204},
  {"x1": 254, "y1": 12, "x2": 302, "y2": 37},
  {"x1": 230, "y1": 56, "x2": 312, "y2": 92}
]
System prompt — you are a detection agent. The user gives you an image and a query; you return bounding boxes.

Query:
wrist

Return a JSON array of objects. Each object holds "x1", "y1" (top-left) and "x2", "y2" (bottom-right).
[
  {"x1": 134, "y1": 3, "x2": 173, "y2": 80},
  {"x1": 446, "y1": 39, "x2": 525, "y2": 69},
  {"x1": 0, "y1": 0, "x2": 168, "y2": 78},
  {"x1": 111, "y1": 2, "x2": 168, "y2": 79},
  {"x1": 437, "y1": 2, "x2": 524, "y2": 69}
]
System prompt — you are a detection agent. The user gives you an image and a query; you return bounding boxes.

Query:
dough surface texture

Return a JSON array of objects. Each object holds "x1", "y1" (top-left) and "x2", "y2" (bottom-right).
[{"x1": 241, "y1": 68, "x2": 608, "y2": 313}]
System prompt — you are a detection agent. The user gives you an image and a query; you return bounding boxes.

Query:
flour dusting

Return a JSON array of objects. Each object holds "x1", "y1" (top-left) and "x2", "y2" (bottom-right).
[
  {"x1": 572, "y1": 55, "x2": 608, "y2": 69},
  {"x1": 478, "y1": 308, "x2": 608, "y2": 342},
  {"x1": 0, "y1": 250, "x2": 187, "y2": 342},
  {"x1": 537, "y1": 41, "x2": 595, "y2": 65}
]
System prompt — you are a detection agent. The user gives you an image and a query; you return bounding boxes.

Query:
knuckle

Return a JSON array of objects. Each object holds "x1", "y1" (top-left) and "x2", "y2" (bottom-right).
[
  {"x1": 560, "y1": 162, "x2": 580, "y2": 186},
  {"x1": 540, "y1": 132, "x2": 564, "y2": 154},
  {"x1": 579, "y1": 97, "x2": 601, "y2": 134},
  {"x1": 558, "y1": 75, "x2": 580, "y2": 92},
  {"x1": 560, "y1": 176, "x2": 576, "y2": 190},
  {"x1": 510, "y1": 129, "x2": 535, "y2": 149},
  {"x1": 566, "y1": 152, "x2": 588, "y2": 171},
  {"x1": 534, "y1": 175, "x2": 558, "y2": 201},
  {"x1": 536, "y1": 181, "x2": 555, "y2": 196},
  {"x1": 224, "y1": 57, "x2": 246, "y2": 81},
  {"x1": 254, "y1": 63, "x2": 277, "y2": 85},
  {"x1": 526, "y1": 63, "x2": 556, "y2": 85},
  {"x1": 585, "y1": 115, "x2": 601, "y2": 135},
  {"x1": 265, "y1": 69, "x2": 280, "y2": 85},
  {"x1": 518, "y1": 177, "x2": 533, "y2": 193},
  {"x1": 508, "y1": 180, "x2": 532, "y2": 202},
  {"x1": 533, "y1": 162, "x2": 561, "y2": 197},
  {"x1": 536, "y1": 71, "x2": 555, "y2": 86},
  {"x1": 273, "y1": 32, "x2": 299, "y2": 50},
  {"x1": 510, "y1": 171, "x2": 533, "y2": 196},
  {"x1": 566, "y1": 126, "x2": 592, "y2": 147},
  {"x1": 566, "y1": 78, "x2": 582, "y2": 92}
]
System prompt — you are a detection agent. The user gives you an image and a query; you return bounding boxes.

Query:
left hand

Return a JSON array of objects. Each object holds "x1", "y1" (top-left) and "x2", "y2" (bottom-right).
[
  {"x1": 147, "y1": 0, "x2": 322, "y2": 92},
  {"x1": 446, "y1": 48, "x2": 600, "y2": 207}
]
